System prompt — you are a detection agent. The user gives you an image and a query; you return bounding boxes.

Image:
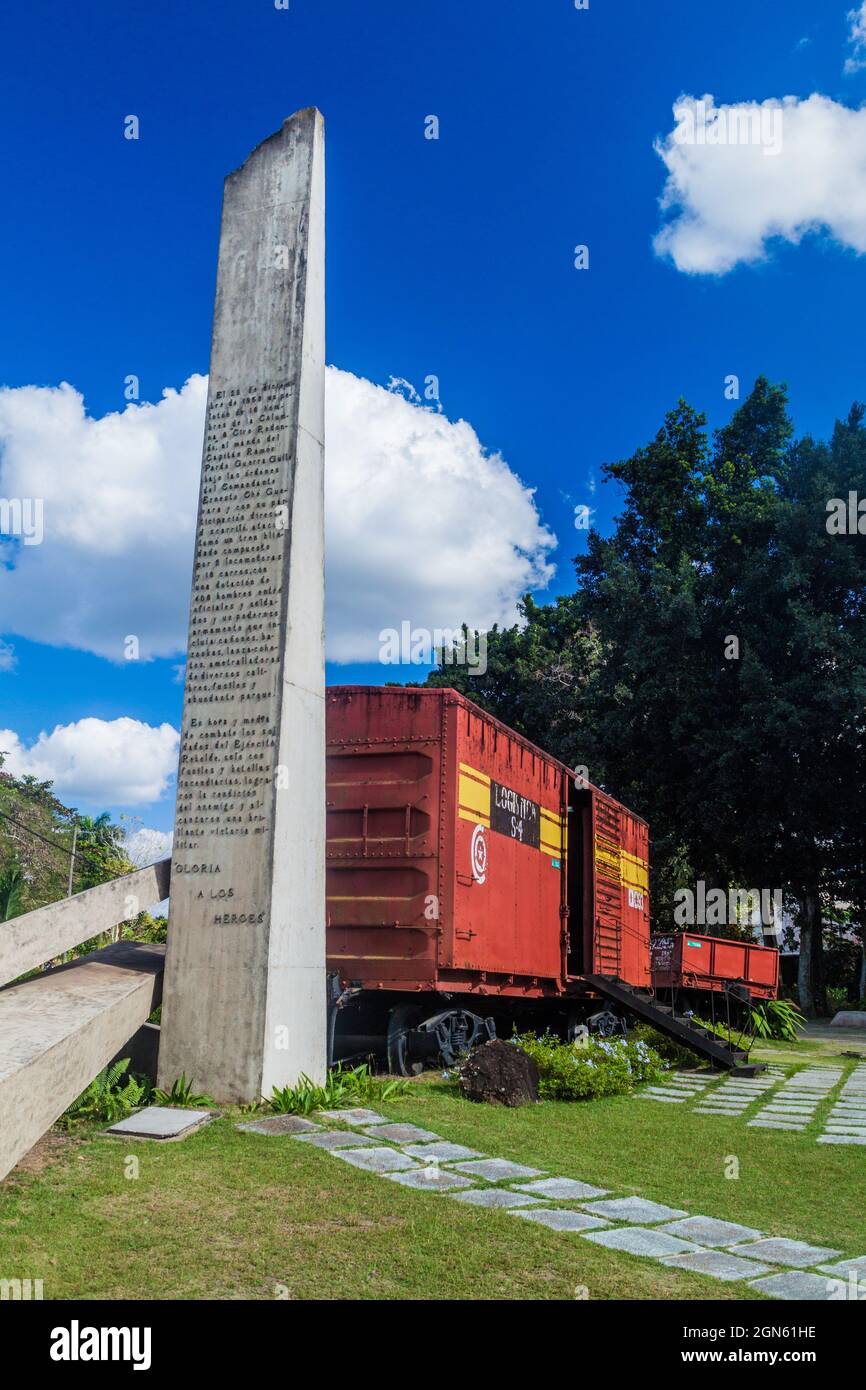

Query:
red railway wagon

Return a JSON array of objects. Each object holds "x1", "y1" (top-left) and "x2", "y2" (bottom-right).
[
  {"x1": 650, "y1": 933, "x2": 779, "y2": 1002},
  {"x1": 325, "y1": 685, "x2": 651, "y2": 1071}
]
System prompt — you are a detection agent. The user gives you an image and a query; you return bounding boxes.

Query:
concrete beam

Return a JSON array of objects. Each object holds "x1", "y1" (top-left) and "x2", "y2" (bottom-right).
[
  {"x1": 0, "y1": 859, "x2": 171, "y2": 988},
  {"x1": 0, "y1": 941, "x2": 165, "y2": 1181}
]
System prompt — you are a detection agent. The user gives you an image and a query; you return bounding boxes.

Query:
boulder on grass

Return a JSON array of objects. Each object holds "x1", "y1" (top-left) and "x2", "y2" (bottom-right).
[{"x1": 459, "y1": 1039, "x2": 539, "y2": 1107}]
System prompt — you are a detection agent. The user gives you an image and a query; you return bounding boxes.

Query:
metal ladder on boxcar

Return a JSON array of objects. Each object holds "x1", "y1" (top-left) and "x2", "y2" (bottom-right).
[{"x1": 582, "y1": 973, "x2": 763, "y2": 1075}]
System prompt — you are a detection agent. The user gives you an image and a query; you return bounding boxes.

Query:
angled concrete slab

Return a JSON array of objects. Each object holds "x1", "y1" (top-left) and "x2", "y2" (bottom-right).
[
  {"x1": 0, "y1": 940, "x2": 164, "y2": 1181},
  {"x1": 0, "y1": 861, "x2": 171, "y2": 989}
]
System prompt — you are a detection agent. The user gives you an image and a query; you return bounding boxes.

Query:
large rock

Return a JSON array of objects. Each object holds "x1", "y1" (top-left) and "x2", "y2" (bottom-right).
[
  {"x1": 830, "y1": 1011, "x2": 866, "y2": 1029},
  {"x1": 459, "y1": 1039, "x2": 539, "y2": 1107}
]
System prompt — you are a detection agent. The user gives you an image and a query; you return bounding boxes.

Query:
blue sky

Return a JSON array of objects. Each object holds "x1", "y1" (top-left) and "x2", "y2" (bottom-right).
[{"x1": 1, "y1": 0, "x2": 866, "y2": 838}]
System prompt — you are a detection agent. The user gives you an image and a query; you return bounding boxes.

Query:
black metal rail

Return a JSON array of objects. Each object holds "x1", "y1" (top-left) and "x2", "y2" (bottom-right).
[{"x1": 581, "y1": 973, "x2": 765, "y2": 1075}]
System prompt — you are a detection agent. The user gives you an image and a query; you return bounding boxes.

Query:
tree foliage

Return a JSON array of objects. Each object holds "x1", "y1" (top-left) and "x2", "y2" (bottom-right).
[{"x1": 425, "y1": 378, "x2": 866, "y2": 1013}]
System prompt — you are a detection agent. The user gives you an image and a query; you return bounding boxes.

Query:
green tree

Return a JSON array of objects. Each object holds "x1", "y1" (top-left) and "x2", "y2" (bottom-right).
[{"x1": 426, "y1": 378, "x2": 866, "y2": 1015}]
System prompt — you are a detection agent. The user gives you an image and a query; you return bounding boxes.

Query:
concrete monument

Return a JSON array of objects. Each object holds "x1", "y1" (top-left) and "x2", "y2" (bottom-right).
[{"x1": 157, "y1": 109, "x2": 327, "y2": 1102}]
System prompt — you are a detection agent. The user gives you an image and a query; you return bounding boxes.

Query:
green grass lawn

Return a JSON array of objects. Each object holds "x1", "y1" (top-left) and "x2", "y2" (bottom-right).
[{"x1": 1, "y1": 1042, "x2": 863, "y2": 1301}]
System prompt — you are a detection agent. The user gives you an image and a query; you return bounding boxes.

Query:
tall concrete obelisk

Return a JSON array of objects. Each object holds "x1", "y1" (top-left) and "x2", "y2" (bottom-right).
[{"x1": 158, "y1": 110, "x2": 326, "y2": 1102}]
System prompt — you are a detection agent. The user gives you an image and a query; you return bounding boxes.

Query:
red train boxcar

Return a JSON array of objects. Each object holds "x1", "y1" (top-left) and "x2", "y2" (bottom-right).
[
  {"x1": 651, "y1": 933, "x2": 779, "y2": 1002},
  {"x1": 326, "y1": 686, "x2": 652, "y2": 1070}
]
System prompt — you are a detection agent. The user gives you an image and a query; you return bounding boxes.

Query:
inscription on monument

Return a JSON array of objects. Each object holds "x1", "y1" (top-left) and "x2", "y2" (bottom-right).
[{"x1": 158, "y1": 109, "x2": 327, "y2": 1101}]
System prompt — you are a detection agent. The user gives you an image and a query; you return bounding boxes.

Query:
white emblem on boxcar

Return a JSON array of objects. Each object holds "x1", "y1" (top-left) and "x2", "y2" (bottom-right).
[{"x1": 470, "y1": 824, "x2": 488, "y2": 884}]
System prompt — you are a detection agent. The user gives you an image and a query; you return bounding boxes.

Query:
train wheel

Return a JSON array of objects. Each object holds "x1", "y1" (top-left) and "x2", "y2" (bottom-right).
[{"x1": 386, "y1": 1004, "x2": 425, "y2": 1076}]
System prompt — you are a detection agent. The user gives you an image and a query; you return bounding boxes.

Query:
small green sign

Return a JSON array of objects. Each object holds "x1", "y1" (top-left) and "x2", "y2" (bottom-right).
[{"x1": 686, "y1": 939, "x2": 703, "y2": 948}]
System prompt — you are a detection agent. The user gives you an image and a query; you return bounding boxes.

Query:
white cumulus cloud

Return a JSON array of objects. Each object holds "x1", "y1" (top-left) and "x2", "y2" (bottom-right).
[
  {"x1": 325, "y1": 369, "x2": 556, "y2": 660},
  {"x1": 847, "y1": 3, "x2": 866, "y2": 73},
  {"x1": 124, "y1": 825, "x2": 173, "y2": 868},
  {"x1": 653, "y1": 93, "x2": 866, "y2": 274},
  {"x1": 0, "y1": 718, "x2": 179, "y2": 806},
  {"x1": 0, "y1": 369, "x2": 555, "y2": 664}
]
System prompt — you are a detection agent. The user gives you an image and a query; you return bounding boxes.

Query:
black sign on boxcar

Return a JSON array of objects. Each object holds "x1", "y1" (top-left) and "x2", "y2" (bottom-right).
[{"x1": 490, "y1": 780, "x2": 540, "y2": 848}]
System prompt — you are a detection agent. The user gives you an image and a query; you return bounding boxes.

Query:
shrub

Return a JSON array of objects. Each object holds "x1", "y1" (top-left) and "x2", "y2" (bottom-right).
[
  {"x1": 749, "y1": 998, "x2": 806, "y2": 1041},
  {"x1": 630, "y1": 1023, "x2": 702, "y2": 1068},
  {"x1": 153, "y1": 1073, "x2": 215, "y2": 1108},
  {"x1": 268, "y1": 1063, "x2": 410, "y2": 1115},
  {"x1": 511, "y1": 1031, "x2": 665, "y2": 1101},
  {"x1": 60, "y1": 1058, "x2": 150, "y2": 1128}
]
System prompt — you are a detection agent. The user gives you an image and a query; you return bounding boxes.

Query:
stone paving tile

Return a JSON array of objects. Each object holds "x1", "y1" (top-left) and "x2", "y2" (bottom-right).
[
  {"x1": 636, "y1": 1093, "x2": 686, "y2": 1103},
  {"x1": 729, "y1": 1237, "x2": 842, "y2": 1267},
  {"x1": 317, "y1": 1108, "x2": 387, "y2": 1125},
  {"x1": 360, "y1": 1123, "x2": 441, "y2": 1143},
  {"x1": 449, "y1": 1158, "x2": 544, "y2": 1182},
  {"x1": 748, "y1": 1271, "x2": 847, "y2": 1301},
  {"x1": 384, "y1": 1168, "x2": 475, "y2": 1192},
  {"x1": 511, "y1": 1177, "x2": 610, "y2": 1201},
  {"x1": 818, "y1": 1133, "x2": 866, "y2": 1145},
  {"x1": 332, "y1": 1146, "x2": 419, "y2": 1173},
  {"x1": 747, "y1": 1119, "x2": 808, "y2": 1131},
  {"x1": 106, "y1": 1106, "x2": 215, "y2": 1140},
  {"x1": 662, "y1": 1250, "x2": 773, "y2": 1282},
  {"x1": 824, "y1": 1123, "x2": 866, "y2": 1134},
  {"x1": 402, "y1": 1141, "x2": 484, "y2": 1162},
  {"x1": 660, "y1": 1216, "x2": 764, "y2": 1246},
  {"x1": 237, "y1": 1115, "x2": 320, "y2": 1136},
  {"x1": 292, "y1": 1129, "x2": 376, "y2": 1150},
  {"x1": 450, "y1": 1188, "x2": 543, "y2": 1209},
  {"x1": 510, "y1": 1208, "x2": 612, "y2": 1233},
  {"x1": 581, "y1": 1227, "x2": 704, "y2": 1258},
  {"x1": 816, "y1": 1254, "x2": 866, "y2": 1277},
  {"x1": 582, "y1": 1196, "x2": 688, "y2": 1223}
]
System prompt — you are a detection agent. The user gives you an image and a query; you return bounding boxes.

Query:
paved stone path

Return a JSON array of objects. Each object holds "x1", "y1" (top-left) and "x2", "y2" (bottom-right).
[
  {"x1": 817, "y1": 1062, "x2": 866, "y2": 1147},
  {"x1": 636, "y1": 1062, "x2": 866, "y2": 1144},
  {"x1": 748, "y1": 1067, "x2": 842, "y2": 1134},
  {"x1": 634, "y1": 1067, "x2": 789, "y2": 1117},
  {"x1": 238, "y1": 1092, "x2": 865, "y2": 1302}
]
